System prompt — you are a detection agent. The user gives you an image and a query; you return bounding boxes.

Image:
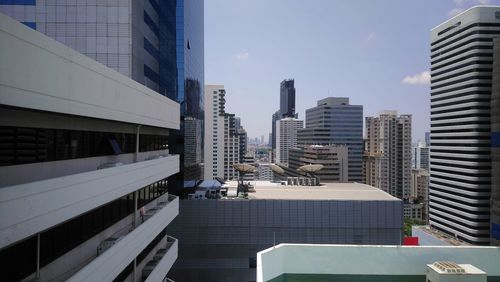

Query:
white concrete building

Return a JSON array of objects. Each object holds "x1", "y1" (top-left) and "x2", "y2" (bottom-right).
[
  {"x1": 203, "y1": 84, "x2": 240, "y2": 181},
  {"x1": 0, "y1": 14, "x2": 179, "y2": 281},
  {"x1": 413, "y1": 141, "x2": 430, "y2": 171},
  {"x1": 275, "y1": 118, "x2": 303, "y2": 166},
  {"x1": 429, "y1": 6, "x2": 500, "y2": 245},
  {"x1": 204, "y1": 85, "x2": 225, "y2": 180}
]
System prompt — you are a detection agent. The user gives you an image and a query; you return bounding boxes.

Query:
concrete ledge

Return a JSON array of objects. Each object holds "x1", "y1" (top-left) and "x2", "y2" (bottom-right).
[{"x1": 0, "y1": 155, "x2": 179, "y2": 249}]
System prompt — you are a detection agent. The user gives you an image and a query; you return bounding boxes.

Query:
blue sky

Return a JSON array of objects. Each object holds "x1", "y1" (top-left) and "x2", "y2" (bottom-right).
[{"x1": 205, "y1": 0, "x2": 500, "y2": 142}]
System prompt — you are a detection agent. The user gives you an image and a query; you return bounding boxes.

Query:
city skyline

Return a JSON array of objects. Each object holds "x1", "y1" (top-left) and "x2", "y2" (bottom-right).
[{"x1": 205, "y1": 0, "x2": 500, "y2": 141}]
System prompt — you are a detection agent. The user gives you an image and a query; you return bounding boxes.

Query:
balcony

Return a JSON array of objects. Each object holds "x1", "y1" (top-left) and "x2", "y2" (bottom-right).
[
  {"x1": 142, "y1": 236, "x2": 178, "y2": 282},
  {"x1": 68, "y1": 195, "x2": 179, "y2": 281},
  {"x1": 0, "y1": 155, "x2": 179, "y2": 249}
]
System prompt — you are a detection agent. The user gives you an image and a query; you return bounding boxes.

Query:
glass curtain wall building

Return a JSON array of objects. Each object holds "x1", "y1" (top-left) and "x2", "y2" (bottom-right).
[{"x1": 0, "y1": 0, "x2": 205, "y2": 185}]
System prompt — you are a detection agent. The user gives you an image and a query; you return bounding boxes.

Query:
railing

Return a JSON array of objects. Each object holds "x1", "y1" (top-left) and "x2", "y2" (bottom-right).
[
  {"x1": 67, "y1": 195, "x2": 179, "y2": 282},
  {"x1": 142, "y1": 236, "x2": 178, "y2": 282}
]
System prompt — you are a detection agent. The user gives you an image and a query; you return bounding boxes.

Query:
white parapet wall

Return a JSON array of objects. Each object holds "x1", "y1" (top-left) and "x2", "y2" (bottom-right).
[
  {"x1": 0, "y1": 12, "x2": 179, "y2": 130},
  {"x1": 257, "y1": 244, "x2": 500, "y2": 282}
]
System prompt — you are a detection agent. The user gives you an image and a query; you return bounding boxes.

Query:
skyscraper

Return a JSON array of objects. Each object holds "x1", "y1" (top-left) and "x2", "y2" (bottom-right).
[
  {"x1": 204, "y1": 85, "x2": 241, "y2": 180},
  {"x1": 280, "y1": 79, "x2": 296, "y2": 118},
  {"x1": 492, "y1": 37, "x2": 500, "y2": 246},
  {"x1": 298, "y1": 97, "x2": 363, "y2": 181},
  {"x1": 0, "y1": 0, "x2": 205, "y2": 183},
  {"x1": 0, "y1": 15, "x2": 180, "y2": 280},
  {"x1": 429, "y1": 6, "x2": 500, "y2": 245},
  {"x1": 275, "y1": 118, "x2": 303, "y2": 165},
  {"x1": 363, "y1": 111, "x2": 412, "y2": 200}
]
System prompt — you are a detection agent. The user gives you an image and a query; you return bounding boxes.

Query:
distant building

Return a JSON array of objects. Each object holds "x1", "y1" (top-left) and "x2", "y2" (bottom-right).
[
  {"x1": 425, "y1": 132, "x2": 431, "y2": 147},
  {"x1": 429, "y1": 6, "x2": 500, "y2": 245},
  {"x1": 280, "y1": 79, "x2": 296, "y2": 118},
  {"x1": 288, "y1": 145, "x2": 348, "y2": 182},
  {"x1": 411, "y1": 169, "x2": 430, "y2": 222},
  {"x1": 404, "y1": 203, "x2": 424, "y2": 220},
  {"x1": 256, "y1": 163, "x2": 274, "y2": 181},
  {"x1": 413, "y1": 141, "x2": 430, "y2": 171},
  {"x1": 298, "y1": 97, "x2": 363, "y2": 181},
  {"x1": 363, "y1": 111, "x2": 412, "y2": 200},
  {"x1": 275, "y1": 118, "x2": 303, "y2": 165},
  {"x1": 238, "y1": 127, "x2": 248, "y2": 163},
  {"x1": 204, "y1": 85, "x2": 240, "y2": 181}
]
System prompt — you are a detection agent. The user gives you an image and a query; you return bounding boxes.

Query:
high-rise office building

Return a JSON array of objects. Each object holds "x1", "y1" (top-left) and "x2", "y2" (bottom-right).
[
  {"x1": 492, "y1": 37, "x2": 500, "y2": 246},
  {"x1": 275, "y1": 118, "x2": 303, "y2": 165},
  {"x1": 204, "y1": 85, "x2": 241, "y2": 181},
  {"x1": 280, "y1": 79, "x2": 296, "y2": 118},
  {"x1": 413, "y1": 141, "x2": 430, "y2": 171},
  {"x1": 298, "y1": 97, "x2": 363, "y2": 181},
  {"x1": 429, "y1": 6, "x2": 500, "y2": 245},
  {"x1": 0, "y1": 0, "x2": 205, "y2": 183},
  {"x1": 0, "y1": 15, "x2": 179, "y2": 281},
  {"x1": 363, "y1": 111, "x2": 412, "y2": 200}
]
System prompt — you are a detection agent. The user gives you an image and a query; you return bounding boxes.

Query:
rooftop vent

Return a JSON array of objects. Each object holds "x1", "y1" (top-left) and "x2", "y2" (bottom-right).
[{"x1": 433, "y1": 261, "x2": 465, "y2": 273}]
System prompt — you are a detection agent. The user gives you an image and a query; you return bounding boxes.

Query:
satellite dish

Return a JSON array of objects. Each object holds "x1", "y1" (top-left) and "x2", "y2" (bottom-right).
[
  {"x1": 297, "y1": 164, "x2": 324, "y2": 173},
  {"x1": 270, "y1": 164, "x2": 285, "y2": 175},
  {"x1": 232, "y1": 163, "x2": 256, "y2": 173}
]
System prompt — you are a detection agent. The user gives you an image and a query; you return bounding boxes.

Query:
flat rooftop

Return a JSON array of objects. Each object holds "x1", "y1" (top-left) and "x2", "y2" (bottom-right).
[{"x1": 223, "y1": 181, "x2": 399, "y2": 201}]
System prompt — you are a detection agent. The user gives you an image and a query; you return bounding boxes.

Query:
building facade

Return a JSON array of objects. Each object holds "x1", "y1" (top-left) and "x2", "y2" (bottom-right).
[
  {"x1": 204, "y1": 85, "x2": 225, "y2": 180},
  {"x1": 363, "y1": 111, "x2": 412, "y2": 200},
  {"x1": 288, "y1": 145, "x2": 348, "y2": 182},
  {"x1": 204, "y1": 85, "x2": 241, "y2": 181},
  {"x1": 429, "y1": 6, "x2": 500, "y2": 245},
  {"x1": 169, "y1": 182, "x2": 402, "y2": 282},
  {"x1": 0, "y1": 0, "x2": 205, "y2": 182},
  {"x1": 275, "y1": 118, "x2": 303, "y2": 165},
  {"x1": 413, "y1": 141, "x2": 430, "y2": 171},
  {"x1": 298, "y1": 97, "x2": 363, "y2": 182},
  {"x1": 0, "y1": 15, "x2": 179, "y2": 281},
  {"x1": 280, "y1": 79, "x2": 296, "y2": 118},
  {"x1": 411, "y1": 169, "x2": 430, "y2": 222},
  {"x1": 492, "y1": 37, "x2": 500, "y2": 246}
]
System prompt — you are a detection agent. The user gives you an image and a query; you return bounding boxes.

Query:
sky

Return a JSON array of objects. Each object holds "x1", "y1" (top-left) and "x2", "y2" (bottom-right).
[{"x1": 204, "y1": 0, "x2": 500, "y2": 143}]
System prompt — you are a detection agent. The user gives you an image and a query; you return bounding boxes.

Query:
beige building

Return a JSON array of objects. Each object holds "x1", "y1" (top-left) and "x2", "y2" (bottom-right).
[
  {"x1": 363, "y1": 111, "x2": 412, "y2": 200},
  {"x1": 289, "y1": 145, "x2": 348, "y2": 182}
]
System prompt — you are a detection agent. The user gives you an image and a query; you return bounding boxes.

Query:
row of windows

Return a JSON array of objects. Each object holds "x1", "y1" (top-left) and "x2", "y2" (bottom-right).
[
  {"x1": 431, "y1": 97, "x2": 490, "y2": 109},
  {"x1": 430, "y1": 179, "x2": 491, "y2": 194},
  {"x1": 430, "y1": 154, "x2": 491, "y2": 163},
  {"x1": 431, "y1": 53, "x2": 492, "y2": 72},
  {"x1": 0, "y1": 179, "x2": 168, "y2": 281},
  {"x1": 431, "y1": 172, "x2": 490, "y2": 185},
  {"x1": 431, "y1": 75, "x2": 491, "y2": 91},
  {"x1": 0, "y1": 126, "x2": 168, "y2": 167},
  {"x1": 431, "y1": 23, "x2": 500, "y2": 49},
  {"x1": 431, "y1": 82, "x2": 491, "y2": 96},
  {"x1": 431, "y1": 113, "x2": 490, "y2": 121},
  {"x1": 431, "y1": 128, "x2": 490, "y2": 134},
  {"x1": 431, "y1": 44, "x2": 491, "y2": 65}
]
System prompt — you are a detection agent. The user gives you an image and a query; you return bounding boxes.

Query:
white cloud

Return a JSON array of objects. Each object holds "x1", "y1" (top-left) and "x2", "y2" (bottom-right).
[
  {"x1": 448, "y1": 7, "x2": 464, "y2": 17},
  {"x1": 448, "y1": 0, "x2": 491, "y2": 17},
  {"x1": 365, "y1": 32, "x2": 377, "y2": 42},
  {"x1": 236, "y1": 51, "x2": 250, "y2": 61},
  {"x1": 402, "y1": 71, "x2": 431, "y2": 85}
]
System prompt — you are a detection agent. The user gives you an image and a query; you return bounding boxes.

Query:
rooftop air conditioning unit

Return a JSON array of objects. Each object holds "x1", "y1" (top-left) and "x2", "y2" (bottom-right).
[{"x1": 426, "y1": 261, "x2": 486, "y2": 282}]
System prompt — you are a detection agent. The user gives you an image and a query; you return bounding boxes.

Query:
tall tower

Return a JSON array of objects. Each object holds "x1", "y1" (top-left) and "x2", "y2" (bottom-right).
[
  {"x1": 203, "y1": 85, "x2": 241, "y2": 181},
  {"x1": 280, "y1": 79, "x2": 296, "y2": 118},
  {"x1": 429, "y1": 6, "x2": 500, "y2": 245},
  {"x1": 275, "y1": 118, "x2": 304, "y2": 165},
  {"x1": 363, "y1": 111, "x2": 412, "y2": 200},
  {"x1": 0, "y1": 0, "x2": 205, "y2": 183},
  {"x1": 298, "y1": 97, "x2": 363, "y2": 181}
]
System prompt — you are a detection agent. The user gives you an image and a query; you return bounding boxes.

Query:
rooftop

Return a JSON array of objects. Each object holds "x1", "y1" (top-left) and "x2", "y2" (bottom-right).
[{"x1": 223, "y1": 181, "x2": 399, "y2": 201}]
